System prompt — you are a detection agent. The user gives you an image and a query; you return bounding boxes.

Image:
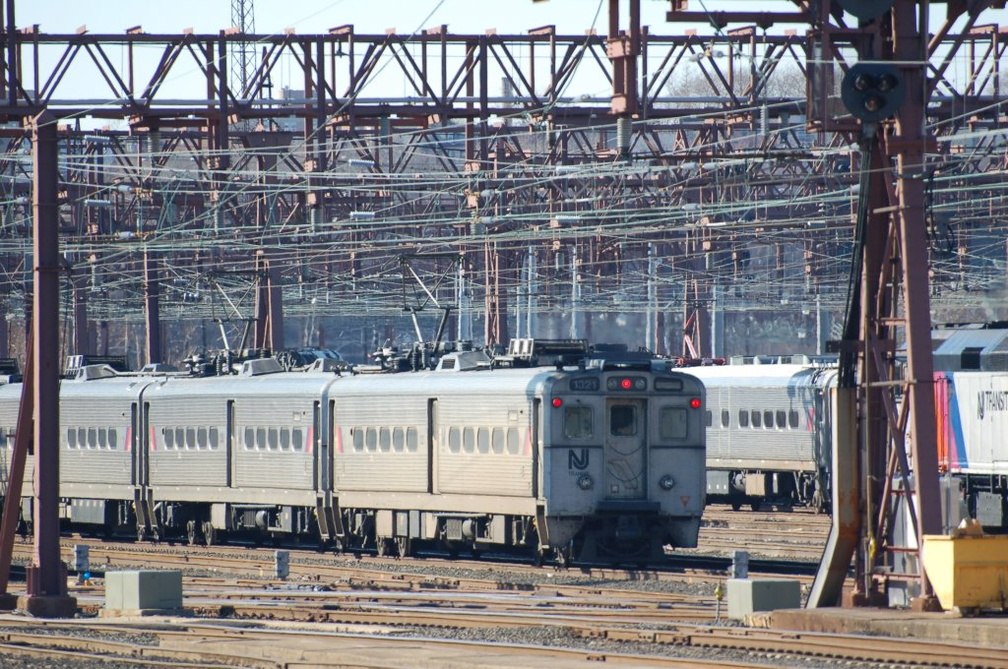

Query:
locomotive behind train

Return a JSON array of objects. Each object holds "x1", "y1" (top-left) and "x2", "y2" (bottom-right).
[
  {"x1": 0, "y1": 340, "x2": 707, "y2": 565},
  {"x1": 935, "y1": 370, "x2": 1008, "y2": 530}
]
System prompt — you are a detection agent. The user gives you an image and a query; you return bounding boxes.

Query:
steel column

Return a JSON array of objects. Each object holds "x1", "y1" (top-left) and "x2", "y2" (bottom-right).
[{"x1": 24, "y1": 110, "x2": 76, "y2": 617}]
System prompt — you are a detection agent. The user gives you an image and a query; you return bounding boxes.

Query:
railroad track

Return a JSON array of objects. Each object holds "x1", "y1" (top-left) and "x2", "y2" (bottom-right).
[
  {"x1": 3, "y1": 510, "x2": 1005, "y2": 668},
  {"x1": 1, "y1": 607, "x2": 1006, "y2": 669}
]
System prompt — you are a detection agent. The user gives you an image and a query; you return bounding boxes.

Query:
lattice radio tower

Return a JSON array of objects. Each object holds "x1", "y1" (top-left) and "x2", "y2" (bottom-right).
[{"x1": 230, "y1": 0, "x2": 255, "y2": 95}]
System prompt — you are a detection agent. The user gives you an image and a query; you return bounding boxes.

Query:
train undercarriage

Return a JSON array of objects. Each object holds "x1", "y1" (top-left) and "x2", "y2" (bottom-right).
[
  {"x1": 709, "y1": 469, "x2": 830, "y2": 513},
  {"x1": 8, "y1": 494, "x2": 700, "y2": 567}
]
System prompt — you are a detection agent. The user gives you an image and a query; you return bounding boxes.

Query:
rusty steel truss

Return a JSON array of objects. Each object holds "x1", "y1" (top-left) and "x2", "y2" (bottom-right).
[{"x1": 0, "y1": 0, "x2": 1006, "y2": 608}]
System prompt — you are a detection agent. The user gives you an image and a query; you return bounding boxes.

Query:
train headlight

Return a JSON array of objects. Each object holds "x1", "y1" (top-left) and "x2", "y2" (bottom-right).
[
  {"x1": 577, "y1": 474, "x2": 594, "y2": 491},
  {"x1": 659, "y1": 475, "x2": 676, "y2": 491}
]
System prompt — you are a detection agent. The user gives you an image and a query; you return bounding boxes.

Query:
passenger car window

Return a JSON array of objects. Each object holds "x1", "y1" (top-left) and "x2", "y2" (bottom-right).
[
  {"x1": 659, "y1": 406, "x2": 688, "y2": 439},
  {"x1": 564, "y1": 405, "x2": 593, "y2": 439},
  {"x1": 610, "y1": 405, "x2": 637, "y2": 436},
  {"x1": 506, "y1": 427, "x2": 520, "y2": 455}
]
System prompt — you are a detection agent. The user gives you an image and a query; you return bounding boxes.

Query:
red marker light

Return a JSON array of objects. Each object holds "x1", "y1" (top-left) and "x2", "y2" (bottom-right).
[
  {"x1": 552, "y1": 397, "x2": 563, "y2": 408},
  {"x1": 620, "y1": 378, "x2": 632, "y2": 390},
  {"x1": 690, "y1": 397, "x2": 702, "y2": 409}
]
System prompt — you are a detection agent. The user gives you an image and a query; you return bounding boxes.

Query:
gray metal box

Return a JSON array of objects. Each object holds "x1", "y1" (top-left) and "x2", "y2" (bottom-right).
[
  {"x1": 726, "y1": 578, "x2": 801, "y2": 619},
  {"x1": 976, "y1": 491, "x2": 1006, "y2": 528},
  {"x1": 105, "y1": 570, "x2": 183, "y2": 611}
]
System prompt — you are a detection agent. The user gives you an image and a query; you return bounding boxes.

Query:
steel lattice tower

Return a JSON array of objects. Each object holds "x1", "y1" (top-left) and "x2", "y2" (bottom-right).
[{"x1": 230, "y1": 0, "x2": 255, "y2": 96}]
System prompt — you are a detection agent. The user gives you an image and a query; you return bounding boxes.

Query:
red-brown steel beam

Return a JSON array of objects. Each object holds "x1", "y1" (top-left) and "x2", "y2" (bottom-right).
[
  {"x1": 0, "y1": 10, "x2": 1002, "y2": 365},
  {"x1": 0, "y1": 335, "x2": 31, "y2": 609},
  {"x1": 23, "y1": 110, "x2": 76, "y2": 617},
  {"x1": 883, "y1": 0, "x2": 942, "y2": 608}
]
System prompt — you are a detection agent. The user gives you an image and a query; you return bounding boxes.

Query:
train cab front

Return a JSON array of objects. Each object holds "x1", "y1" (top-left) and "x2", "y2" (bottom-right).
[{"x1": 540, "y1": 365, "x2": 706, "y2": 566}]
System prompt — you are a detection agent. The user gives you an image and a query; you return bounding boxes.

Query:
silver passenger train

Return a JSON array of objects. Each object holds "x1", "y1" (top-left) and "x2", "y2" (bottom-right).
[
  {"x1": 0, "y1": 342, "x2": 707, "y2": 565},
  {"x1": 682, "y1": 358, "x2": 838, "y2": 512}
]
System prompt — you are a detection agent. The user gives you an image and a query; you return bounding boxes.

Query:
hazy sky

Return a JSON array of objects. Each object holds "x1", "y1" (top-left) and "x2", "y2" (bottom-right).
[{"x1": 16, "y1": 0, "x2": 686, "y2": 37}]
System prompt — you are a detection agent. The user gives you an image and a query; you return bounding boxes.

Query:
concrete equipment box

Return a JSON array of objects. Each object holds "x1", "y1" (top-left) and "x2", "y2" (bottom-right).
[
  {"x1": 104, "y1": 570, "x2": 183, "y2": 612},
  {"x1": 727, "y1": 578, "x2": 801, "y2": 619}
]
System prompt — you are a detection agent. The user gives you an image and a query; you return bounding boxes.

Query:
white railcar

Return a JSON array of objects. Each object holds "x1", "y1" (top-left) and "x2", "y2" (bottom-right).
[
  {"x1": 329, "y1": 350, "x2": 707, "y2": 563},
  {"x1": 683, "y1": 362, "x2": 837, "y2": 511},
  {"x1": 0, "y1": 378, "x2": 33, "y2": 530}
]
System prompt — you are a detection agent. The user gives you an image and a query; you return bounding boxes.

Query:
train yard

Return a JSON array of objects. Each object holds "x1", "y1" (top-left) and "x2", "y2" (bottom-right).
[
  {"x1": 2, "y1": 507, "x2": 1005, "y2": 668},
  {"x1": 3, "y1": 2, "x2": 1008, "y2": 665}
]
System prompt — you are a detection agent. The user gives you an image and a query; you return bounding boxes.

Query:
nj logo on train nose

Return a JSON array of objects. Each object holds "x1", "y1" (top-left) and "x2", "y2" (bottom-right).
[{"x1": 568, "y1": 448, "x2": 589, "y2": 470}]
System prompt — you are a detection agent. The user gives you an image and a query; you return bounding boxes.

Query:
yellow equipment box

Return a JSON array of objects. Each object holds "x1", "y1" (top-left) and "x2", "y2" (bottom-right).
[{"x1": 922, "y1": 533, "x2": 1008, "y2": 612}]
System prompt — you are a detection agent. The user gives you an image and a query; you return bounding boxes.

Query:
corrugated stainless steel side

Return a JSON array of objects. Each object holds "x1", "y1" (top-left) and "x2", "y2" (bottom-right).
[
  {"x1": 146, "y1": 394, "x2": 229, "y2": 488},
  {"x1": 231, "y1": 392, "x2": 314, "y2": 490},
  {"x1": 0, "y1": 381, "x2": 32, "y2": 496},
  {"x1": 332, "y1": 369, "x2": 548, "y2": 499},
  {"x1": 60, "y1": 377, "x2": 152, "y2": 495},
  {"x1": 686, "y1": 364, "x2": 836, "y2": 470},
  {"x1": 436, "y1": 389, "x2": 533, "y2": 498},
  {"x1": 334, "y1": 391, "x2": 427, "y2": 493}
]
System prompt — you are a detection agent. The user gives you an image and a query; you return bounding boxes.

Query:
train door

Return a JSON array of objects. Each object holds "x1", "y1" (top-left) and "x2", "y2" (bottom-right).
[
  {"x1": 130, "y1": 402, "x2": 139, "y2": 484},
  {"x1": 427, "y1": 398, "x2": 438, "y2": 494},
  {"x1": 226, "y1": 400, "x2": 234, "y2": 488},
  {"x1": 316, "y1": 400, "x2": 328, "y2": 491},
  {"x1": 532, "y1": 398, "x2": 541, "y2": 499},
  {"x1": 603, "y1": 398, "x2": 647, "y2": 500},
  {"x1": 139, "y1": 402, "x2": 150, "y2": 487},
  {"x1": 135, "y1": 401, "x2": 155, "y2": 539}
]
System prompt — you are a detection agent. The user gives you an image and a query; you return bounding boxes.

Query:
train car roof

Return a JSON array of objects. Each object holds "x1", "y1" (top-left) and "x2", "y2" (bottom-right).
[
  {"x1": 335, "y1": 364, "x2": 704, "y2": 396},
  {"x1": 139, "y1": 370, "x2": 343, "y2": 398},
  {"x1": 331, "y1": 366, "x2": 565, "y2": 396},
  {"x1": 681, "y1": 363, "x2": 836, "y2": 388},
  {"x1": 59, "y1": 370, "x2": 156, "y2": 400},
  {"x1": 38, "y1": 358, "x2": 706, "y2": 400}
]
